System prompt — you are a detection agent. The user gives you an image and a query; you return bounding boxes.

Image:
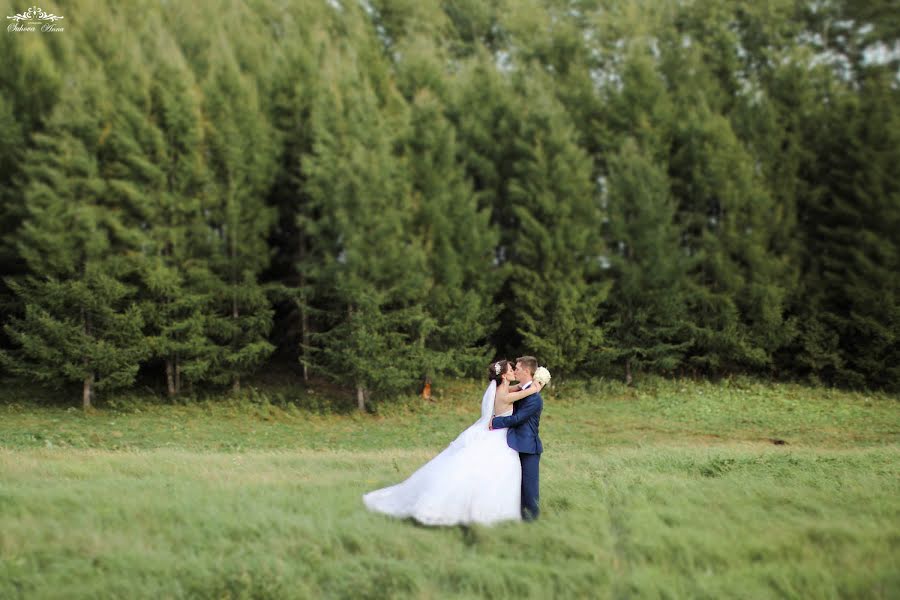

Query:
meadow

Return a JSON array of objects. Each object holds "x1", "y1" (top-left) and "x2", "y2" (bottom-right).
[{"x1": 1, "y1": 377, "x2": 898, "y2": 599}]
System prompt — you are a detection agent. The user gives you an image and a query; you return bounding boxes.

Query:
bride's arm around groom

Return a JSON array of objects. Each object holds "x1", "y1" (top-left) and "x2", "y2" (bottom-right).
[{"x1": 489, "y1": 390, "x2": 542, "y2": 430}]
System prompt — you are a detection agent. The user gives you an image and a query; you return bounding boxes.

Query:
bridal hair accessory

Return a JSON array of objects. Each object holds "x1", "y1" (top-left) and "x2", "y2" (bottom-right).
[
  {"x1": 534, "y1": 366, "x2": 551, "y2": 386},
  {"x1": 494, "y1": 362, "x2": 502, "y2": 375}
]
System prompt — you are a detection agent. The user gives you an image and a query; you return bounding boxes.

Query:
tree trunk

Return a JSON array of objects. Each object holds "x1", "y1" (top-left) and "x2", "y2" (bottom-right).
[
  {"x1": 299, "y1": 236, "x2": 309, "y2": 383},
  {"x1": 82, "y1": 308, "x2": 93, "y2": 409},
  {"x1": 232, "y1": 294, "x2": 240, "y2": 392},
  {"x1": 301, "y1": 308, "x2": 310, "y2": 382},
  {"x1": 625, "y1": 358, "x2": 633, "y2": 387},
  {"x1": 166, "y1": 359, "x2": 176, "y2": 398},
  {"x1": 83, "y1": 373, "x2": 93, "y2": 410},
  {"x1": 356, "y1": 384, "x2": 367, "y2": 412},
  {"x1": 175, "y1": 362, "x2": 182, "y2": 396}
]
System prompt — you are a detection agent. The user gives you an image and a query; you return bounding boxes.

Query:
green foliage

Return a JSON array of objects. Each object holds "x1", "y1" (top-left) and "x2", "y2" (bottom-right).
[
  {"x1": 120, "y1": 32, "x2": 218, "y2": 396},
  {"x1": 795, "y1": 69, "x2": 900, "y2": 390},
  {"x1": 0, "y1": 26, "x2": 64, "y2": 347},
  {"x1": 406, "y1": 77, "x2": 500, "y2": 377},
  {"x1": 668, "y1": 94, "x2": 793, "y2": 374},
  {"x1": 602, "y1": 138, "x2": 691, "y2": 380},
  {"x1": 0, "y1": 69, "x2": 149, "y2": 402},
  {"x1": 506, "y1": 71, "x2": 608, "y2": 378},
  {"x1": 200, "y1": 38, "x2": 279, "y2": 389},
  {"x1": 1, "y1": 0, "x2": 898, "y2": 394},
  {"x1": 300, "y1": 39, "x2": 430, "y2": 402},
  {"x1": 1, "y1": 275, "x2": 146, "y2": 392}
]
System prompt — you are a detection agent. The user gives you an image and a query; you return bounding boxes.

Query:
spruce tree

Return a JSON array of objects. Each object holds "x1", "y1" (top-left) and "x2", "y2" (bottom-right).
[
  {"x1": 743, "y1": 51, "x2": 835, "y2": 382},
  {"x1": 665, "y1": 80, "x2": 794, "y2": 375},
  {"x1": 800, "y1": 70, "x2": 900, "y2": 389},
  {"x1": 117, "y1": 35, "x2": 217, "y2": 398},
  {"x1": 264, "y1": 29, "x2": 320, "y2": 380},
  {"x1": 0, "y1": 67, "x2": 147, "y2": 408},
  {"x1": 404, "y1": 59, "x2": 501, "y2": 379},
  {"x1": 505, "y1": 72, "x2": 608, "y2": 379},
  {"x1": 0, "y1": 34, "x2": 62, "y2": 351},
  {"x1": 448, "y1": 57, "x2": 527, "y2": 356},
  {"x1": 669, "y1": 107, "x2": 783, "y2": 373},
  {"x1": 301, "y1": 42, "x2": 429, "y2": 409},
  {"x1": 603, "y1": 138, "x2": 691, "y2": 383},
  {"x1": 201, "y1": 39, "x2": 279, "y2": 392}
]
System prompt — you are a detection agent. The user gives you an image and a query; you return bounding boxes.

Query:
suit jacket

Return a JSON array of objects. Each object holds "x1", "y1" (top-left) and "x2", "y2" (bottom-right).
[{"x1": 491, "y1": 389, "x2": 543, "y2": 454}]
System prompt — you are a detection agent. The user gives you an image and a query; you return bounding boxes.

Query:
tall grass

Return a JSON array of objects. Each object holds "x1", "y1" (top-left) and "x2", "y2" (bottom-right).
[{"x1": 1, "y1": 378, "x2": 898, "y2": 598}]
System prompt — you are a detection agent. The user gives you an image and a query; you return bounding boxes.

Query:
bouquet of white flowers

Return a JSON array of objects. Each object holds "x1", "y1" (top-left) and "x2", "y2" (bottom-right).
[{"x1": 533, "y1": 366, "x2": 551, "y2": 386}]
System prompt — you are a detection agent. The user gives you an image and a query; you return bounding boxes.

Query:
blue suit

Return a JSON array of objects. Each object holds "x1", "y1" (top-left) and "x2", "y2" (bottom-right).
[{"x1": 491, "y1": 388, "x2": 542, "y2": 520}]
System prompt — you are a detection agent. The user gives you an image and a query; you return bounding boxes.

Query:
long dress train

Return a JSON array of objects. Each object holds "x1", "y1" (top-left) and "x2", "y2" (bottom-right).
[{"x1": 362, "y1": 381, "x2": 521, "y2": 526}]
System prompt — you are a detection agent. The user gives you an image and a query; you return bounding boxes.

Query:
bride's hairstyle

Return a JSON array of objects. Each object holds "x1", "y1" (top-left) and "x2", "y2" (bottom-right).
[{"x1": 487, "y1": 360, "x2": 510, "y2": 384}]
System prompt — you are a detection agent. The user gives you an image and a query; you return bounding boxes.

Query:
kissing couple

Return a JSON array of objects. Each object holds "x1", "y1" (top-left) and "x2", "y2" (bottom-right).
[{"x1": 363, "y1": 356, "x2": 551, "y2": 525}]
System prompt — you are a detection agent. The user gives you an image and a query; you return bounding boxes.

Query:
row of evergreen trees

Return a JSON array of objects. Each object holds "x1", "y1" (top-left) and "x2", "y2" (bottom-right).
[{"x1": 1, "y1": 0, "x2": 897, "y2": 407}]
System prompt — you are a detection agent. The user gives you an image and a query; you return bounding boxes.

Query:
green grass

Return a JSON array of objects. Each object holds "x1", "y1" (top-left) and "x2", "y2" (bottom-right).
[{"x1": 1, "y1": 378, "x2": 898, "y2": 598}]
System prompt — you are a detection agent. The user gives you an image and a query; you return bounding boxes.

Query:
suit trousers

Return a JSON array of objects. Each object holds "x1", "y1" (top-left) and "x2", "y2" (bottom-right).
[{"x1": 519, "y1": 452, "x2": 541, "y2": 521}]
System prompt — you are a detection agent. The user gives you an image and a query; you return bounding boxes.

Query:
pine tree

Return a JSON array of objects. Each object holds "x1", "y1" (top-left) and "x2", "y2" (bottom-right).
[
  {"x1": 114, "y1": 34, "x2": 218, "y2": 398},
  {"x1": 263, "y1": 26, "x2": 320, "y2": 380},
  {"x1": 0, "y1": 33, "x2": 62, "y2": 351},
  {"x1": 799, "y1": 69, "x2": 900, "y2": 389},
  {"x1": 201, "y1": 39, "x2": 279, "y2": 392},
  {"x1": 668, "y1": 103, "x2": 793, "y2": 373},
  {"x1": 440, "y1": 0, "x2": 509, "y2": 58},
  {"x1": 603, "y1": 138, "x2": 691, "y2": 384},
  {"x1": 0, "y1": 66, "x2": 148, "y2": 408},
  {"x1": 599, "y1": 1, "x2": 791, "y2": 377},
  {"x1": 301, "y1": 41, "x2": 430, "y2": 409},
  {"x1": 505, "y1": 72, "x2": 608, "y2": 379},
  {"x1": 740, "y1": 48, "x2": 836, "y2": 383},
  {"x1": 652, "y1": 28, "x2": 796, "y2": 376},
  {"x1": 500, "y1": 0, "x2": 603, "y2": 156},
  {"x1": 448, "y1": 57, "x2": 527, "y2": 356},
  {"x1": 403, "y1": 56, "x2": 501, "y2": 379}
]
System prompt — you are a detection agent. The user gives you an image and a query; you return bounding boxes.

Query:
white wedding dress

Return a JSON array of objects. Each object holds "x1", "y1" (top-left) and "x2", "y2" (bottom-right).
[{"x1": 363, "y1": 381, "x2": 522, "y2": 526}]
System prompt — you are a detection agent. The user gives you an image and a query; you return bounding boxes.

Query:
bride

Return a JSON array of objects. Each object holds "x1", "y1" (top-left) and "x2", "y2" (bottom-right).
[{"x1": 362, "y1": 360, "x2": 543, "y2": 526}]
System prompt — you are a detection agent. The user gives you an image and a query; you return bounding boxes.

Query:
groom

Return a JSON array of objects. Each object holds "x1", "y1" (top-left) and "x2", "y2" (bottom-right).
[{"x1": 491, "y1": 355, "x2": 543, "y2": 521}]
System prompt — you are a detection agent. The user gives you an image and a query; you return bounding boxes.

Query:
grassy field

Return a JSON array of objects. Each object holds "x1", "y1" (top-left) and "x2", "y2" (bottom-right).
[{"x1": 1, "y1": 377, "x2": 898, "y2": 599}]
